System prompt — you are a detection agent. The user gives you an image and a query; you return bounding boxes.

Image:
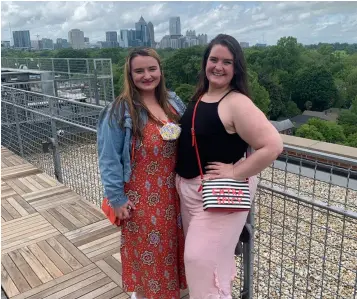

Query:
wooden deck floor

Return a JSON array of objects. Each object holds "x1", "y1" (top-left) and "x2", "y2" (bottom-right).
[{"x1": 1, "y1": 147, "x2": 189, "y2": 299}]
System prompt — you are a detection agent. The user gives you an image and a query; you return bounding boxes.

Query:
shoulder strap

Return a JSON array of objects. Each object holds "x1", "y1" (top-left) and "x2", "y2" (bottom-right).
[{"x1": 218, "y1": 89, "x2": 235, "y2": 102}]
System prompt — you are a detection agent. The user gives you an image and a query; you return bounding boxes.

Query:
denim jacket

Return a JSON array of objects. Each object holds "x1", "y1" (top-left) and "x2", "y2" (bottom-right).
[{"x1": 97, "y1": 91, "x2": 186, "y2": 208}]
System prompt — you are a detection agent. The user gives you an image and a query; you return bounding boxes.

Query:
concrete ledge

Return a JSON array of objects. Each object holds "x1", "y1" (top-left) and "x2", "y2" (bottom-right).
[{"x1": 281, "y1": 134, "x2": 357, "y2": 161}]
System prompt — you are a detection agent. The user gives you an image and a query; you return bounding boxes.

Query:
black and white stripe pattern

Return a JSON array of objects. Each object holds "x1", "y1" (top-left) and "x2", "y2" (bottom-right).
[{"x1": 202, "y1": 179, "x2": 251, "y2": 210}]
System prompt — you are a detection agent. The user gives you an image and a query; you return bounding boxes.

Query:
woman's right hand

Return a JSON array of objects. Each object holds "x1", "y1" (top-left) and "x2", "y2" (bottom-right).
[{"x1": 114, "y1": 200, "x2": 136, "y2": 220}]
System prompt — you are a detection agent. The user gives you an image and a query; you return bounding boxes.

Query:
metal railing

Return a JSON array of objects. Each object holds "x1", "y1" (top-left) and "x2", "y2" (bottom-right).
[
  {"x1": 1, "y1": 86, "x2": 356, "y2": 299},
  {"x1": 1, "y1": 57, "x2": 115, "y2": 106}
]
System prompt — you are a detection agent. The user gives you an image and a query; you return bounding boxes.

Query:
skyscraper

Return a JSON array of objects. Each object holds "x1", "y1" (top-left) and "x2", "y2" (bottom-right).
[
  {"x1": 106, "y1": 31, "x2": 118, "y2": 47},
  {"x1": 13, "y1": 30, "x2": 31, "y2": 49},
  {"x1": 135, "y1": 16, "x2": 150, "y2": 46},
  {"x1": 68, "y1": 29, "x2": 85, "y2": 49},
  {"x1": 147, "y1": 22, "x2": 155, "y2": 47},
  {"x1": 120, "y1": 30, "x2": 129, "y2": 48},
  {"x1": 169, "y1": 17, "x2": 181, "y2": 36}
]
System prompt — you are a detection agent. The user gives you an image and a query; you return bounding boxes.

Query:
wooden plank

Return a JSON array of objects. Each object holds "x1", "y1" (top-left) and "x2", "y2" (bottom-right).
[
  {"x1": 21, "y1": 185, "x2": 72, "y2": 202},
  {"x1": 2, "y1": 221, "x2": 52, "y2": 241},
  {"x1": 1, "y1": 183, "x2": 17, "y2": 199},
  {"x1": 95, "y1": 259, "x2": 122, "y2": 287},
  {"x1": 43, "y1": 273, "x2": 108, "y2": 299},
  {"x1": 73, "y1": 225, "x2": 120, "y2": 248},
  {"x1": 18, "y1": 177, "x2": 40, "y2": 192},
  {"x1": 90, "y1": 246, "x2": 121, "y2": 263},
  {"x1": 28, "y1": 243, "x2": 64, "y2": 279},
  {"x1": 86, "y1": 241, "x2": 119, "y2": 258},
  {"x1": 40, "y1": 210, "x2": 70, "y2": 234},
  {"x1": 32, "y1": 174, "x2": 53, "y2": 188},
  {"x1": 70, "y1": 202, "x2": 103, "y2": 223},
  {"x1": 11, "y1": 194, "x2": 37, "y2": 215},
  {"x1": 46, "y1": 208, "x2": 78, "y2": 232},
  {"x1": 36, "y1": 173, "x2": 59, "y2": 187},
  {"x1": 6, "y1": 196, "x2": 29, "y2": 216},
  {"x1": 88, "y1": 286, "x2": 124, "y2": 299},
  {"x1": 24, "y1": 176, "x2": 47, "y2": 190},
  {"x1": 37, "y1": 240, "x2": 73, "y2": 275},
  {"x1": 2, "y1": 228, "x2": 60, "y2": 255},
  {"x1": 30, "y1": 193, "x2": 80, "y2": 211},
  {"x1": 2, "y1": 214, "x2": 45, "y2": 236},
  {"x1": 1, "y1": 164, "x2": 41, "y2": 180},
  {"x1": 56, "y1": 235, "x2": 92, "y2": 267},
  {"x1": 79, "y1": 231, "x2": 121, "y2": 253},
  {"x1": 62, "y1": 203, "x2": 93, "y2": 226},
  {"x1": 5, "y1": 178, "x2": 32, "y2": 195},
  {"x1": 1, "y1": 264, "x2": 20, "y2": 297},
  {"x1": 18, "y1": 246, "x2": 53, "y2": 284},
  {"x1": 1, "y1": 198, "x2": 22, "y2": 219},
  {"x1": 104, "y1": 255, "x2": 123, "y2": 275},
  {"x1": 46, "y1": 237, "x2": 83, "y2": 270},
  {"x1": 64, "y1": 219, "x2": 112, "y2": 241},
  {"x1": 54, "y1": 206, "x2": 85, "y2": 228},
  {"x1": 8, "y1": 250, "x2": 43, "y2": 288},
  {"x1": 76, "y1": 281, "x2": 117, "y2": 299},
  {"x1": 75, "y1": 199, "x2": 106, "y2": 220},
  {"x1": 1, "y1": 206, "x2": 13, "y2": 222},
  {"x1": 11, "y1": 264, "x2": 98, "y2": 299},
  {"x1": 1, "y1": 253, "x2": 32, "y2": 293}
]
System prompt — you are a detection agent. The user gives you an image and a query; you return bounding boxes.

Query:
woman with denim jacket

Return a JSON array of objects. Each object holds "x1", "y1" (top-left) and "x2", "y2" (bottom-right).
[{"x1": 97, "y1": 48, "x2": 187, "y2": 299}]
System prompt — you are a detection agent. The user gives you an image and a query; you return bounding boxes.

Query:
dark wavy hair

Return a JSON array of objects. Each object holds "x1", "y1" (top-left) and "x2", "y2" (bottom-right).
[{"x1": 191, "y1": 34, "x2": 250, "y2": 101}]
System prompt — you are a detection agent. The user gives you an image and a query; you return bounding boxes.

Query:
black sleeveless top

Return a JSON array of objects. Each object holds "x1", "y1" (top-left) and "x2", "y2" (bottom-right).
[{"x1": 176, "y1": 91, "x2": 248, "y2": 179}]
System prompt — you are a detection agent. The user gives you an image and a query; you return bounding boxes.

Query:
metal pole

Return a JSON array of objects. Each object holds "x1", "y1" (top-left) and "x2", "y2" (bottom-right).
[
  {"x1": 93, "y1": 62, "x2": 99, "y2": 105},
  {"x1": 242, "y1": 207, "x2": 255, "y2": 299},
  {"x1": 11, "y1": 91, "x2": 25, "y2": 157},
  {"x1": 109, "y1": 59, "x2": 115, "y2": 103},
  {"x1": 86, "y1": 59, "x2": 93, "y2": 101},
  {"x1": 48, "y1": 96, "x2": 63, "y2": 183}
]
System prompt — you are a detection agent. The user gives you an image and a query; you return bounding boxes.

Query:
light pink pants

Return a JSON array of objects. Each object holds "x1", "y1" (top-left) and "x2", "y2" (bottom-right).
[{"x1": 176, "y1": 175, "x2": 249, "y2": 299}]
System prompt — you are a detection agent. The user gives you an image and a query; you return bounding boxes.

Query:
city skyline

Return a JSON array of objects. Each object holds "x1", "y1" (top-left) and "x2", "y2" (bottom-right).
[{"x1": 1, "y1": 1, "x2": 357, "y2": 46}]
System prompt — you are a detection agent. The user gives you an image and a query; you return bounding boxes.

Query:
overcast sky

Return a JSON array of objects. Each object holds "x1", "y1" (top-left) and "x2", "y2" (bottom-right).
[{"x1": 1, "y1": 1, "x2": 357, "y2": 46}]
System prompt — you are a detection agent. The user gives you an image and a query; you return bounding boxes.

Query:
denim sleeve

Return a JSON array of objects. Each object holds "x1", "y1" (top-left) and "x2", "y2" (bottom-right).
[{"x1": 97, "y1": 105, "x2": 128, "y2": 208}]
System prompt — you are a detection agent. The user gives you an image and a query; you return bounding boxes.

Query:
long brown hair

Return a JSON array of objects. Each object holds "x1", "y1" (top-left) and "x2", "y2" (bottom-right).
[
  {"x1": 110, "y1": 48, "x2": 179, "y2": 139},
  {"x1": 191, "y1": 34, "x2": 250, "y2": 102}
]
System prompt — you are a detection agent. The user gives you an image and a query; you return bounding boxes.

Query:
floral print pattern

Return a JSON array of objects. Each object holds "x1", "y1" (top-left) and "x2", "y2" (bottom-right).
[{"x1": 121, "y1": 120, "x2": 187, "y2": 299}]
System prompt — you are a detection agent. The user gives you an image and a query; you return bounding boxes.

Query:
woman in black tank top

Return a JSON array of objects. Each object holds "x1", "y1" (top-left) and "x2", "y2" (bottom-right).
[{"x1": 175, "y1": 34, "x2": 283, "y2": 298}]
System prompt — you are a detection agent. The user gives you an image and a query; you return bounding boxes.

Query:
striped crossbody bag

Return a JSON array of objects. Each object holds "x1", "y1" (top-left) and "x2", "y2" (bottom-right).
[{"x1": 191, "y1": 96, "x2": 251, "y2": 212}]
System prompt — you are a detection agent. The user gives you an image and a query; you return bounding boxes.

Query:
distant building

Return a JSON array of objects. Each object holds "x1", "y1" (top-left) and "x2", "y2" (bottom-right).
[
  {"x1": 106, "y1": 31, "x2": 118, "y2": 47},
  {"x1": 255, "y1": 43, "x2": 267, "y2": 47},
  {"x1": 135, "y1": 16, "x2": 150, "y2": 46},
  {"x1": 84, "y1": 37, "x2": 90, "y2": 43},
  {"x1": 270, "y1": 119, "x2": 294, "y2": 135},
  {"x1": 120, "y1": 30, "x2": 129, "y2": 48},
  {"x1": 147, "y1": 22, "x2": 155, "y2": 47},
  {"x1": 41, "y1": 38, "x2": 54, "y2": 50},
  {"x1": 198, "y1": 34, "x2": 208, "y2": 45},
  {"x1": 169, "y1": 17, "x2": 181, "y2": 36},
  {"x1": 55, "y1": 38, "x2": 70, "y2": 49},
  {"x1": 68, "y1": 29, "x2": 85, "y2": 49},
  {"x1": 240, "y1": 42, "x2": 249, "y2": 48},
  {"x1": 1, "y1": 41, "x2": 11, "y2": 48},
  {"x1": 13, "y1": 30, "x2": 31, "y2": 49}
]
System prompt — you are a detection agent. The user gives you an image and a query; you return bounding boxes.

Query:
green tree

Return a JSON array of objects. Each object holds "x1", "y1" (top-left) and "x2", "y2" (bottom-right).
[
  {"x1": 307, "y1": 118, "x2": 346, "y2": 144},
  {"x1": 291, "y1": 65, "x2": 337, "y2": 111},
  {"x1": 249, "y1": 71, "x2": 270, "y2": 115},
  {"x1": 282, "y1": 101, "x2": 301, "y2": 118},
  {"x1": 296, "y1": 124, "x2": 325, "y2": 141},
  {"x1": 174, "y1": 84, "x2": 196, "y2": 104},
  {"x1": 346, "y1": 133, "x2": 357, "y2": 147},
  {"x1": 337, "y1": 110, "x2": 357, "y2": 136}
]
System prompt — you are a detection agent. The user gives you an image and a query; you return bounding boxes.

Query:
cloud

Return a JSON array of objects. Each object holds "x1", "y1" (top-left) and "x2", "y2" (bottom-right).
[{"x1": 1, "y1": 1, "x2": 357, "y2": 45}]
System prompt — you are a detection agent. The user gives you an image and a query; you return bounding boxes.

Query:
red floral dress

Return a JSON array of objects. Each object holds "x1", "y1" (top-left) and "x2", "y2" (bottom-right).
[{"x1": 121, "y1": 119, "x2": 187, "y2": 299}]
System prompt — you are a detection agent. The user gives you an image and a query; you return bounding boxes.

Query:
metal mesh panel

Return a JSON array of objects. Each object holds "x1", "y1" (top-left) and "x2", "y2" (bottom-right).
[{"x1": 1, "y1": 57, "x2": 115, "y2": 106}]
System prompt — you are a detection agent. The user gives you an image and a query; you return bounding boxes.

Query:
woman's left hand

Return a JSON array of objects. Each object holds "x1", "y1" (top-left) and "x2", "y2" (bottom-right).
[{"x1": 205, "y1": 162, "x2": 236, "y2": 180}]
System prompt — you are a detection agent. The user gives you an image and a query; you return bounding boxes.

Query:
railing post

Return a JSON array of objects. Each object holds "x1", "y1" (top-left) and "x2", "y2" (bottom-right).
[
  {"x1": 48, "y1": 96, "x2": 63, "y2": 183},
  {"x1": 11, "y1": 91, "x2": 25, "y2": 157},
  {"x1": 242, "y1": 207, "x2": 255, "y2": 299}
]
